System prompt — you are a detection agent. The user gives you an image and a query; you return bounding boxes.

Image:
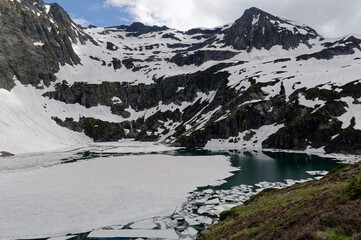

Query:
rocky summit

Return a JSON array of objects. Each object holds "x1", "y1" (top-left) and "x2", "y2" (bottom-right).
[{"x1": 1, "y1": 0, "x2": 361, "y2": 154}]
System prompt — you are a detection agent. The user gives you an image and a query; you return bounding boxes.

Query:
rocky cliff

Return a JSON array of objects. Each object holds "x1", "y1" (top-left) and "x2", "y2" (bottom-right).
[{"x1": 0, "y1": 0, "x2": 90, "y2": 89}]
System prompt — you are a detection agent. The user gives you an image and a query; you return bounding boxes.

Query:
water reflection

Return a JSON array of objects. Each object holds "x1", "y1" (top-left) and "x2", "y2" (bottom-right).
[{"x1": 215, "y1": 150, "x2": 339, "y2": 189}]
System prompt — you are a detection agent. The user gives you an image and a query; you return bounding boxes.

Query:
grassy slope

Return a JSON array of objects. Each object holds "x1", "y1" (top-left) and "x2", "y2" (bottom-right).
[{"x1": 198, "y1": 162, "x2": 361, "y2": 240}]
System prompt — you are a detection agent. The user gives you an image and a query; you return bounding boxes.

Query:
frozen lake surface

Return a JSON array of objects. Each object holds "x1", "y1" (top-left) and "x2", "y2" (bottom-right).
[{"x1": 0, "y1": 143, "x2": 351, "y2": 240}]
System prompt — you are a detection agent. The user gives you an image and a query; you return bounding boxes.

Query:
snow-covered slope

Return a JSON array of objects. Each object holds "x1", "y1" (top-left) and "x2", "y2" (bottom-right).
[
  {"x1": 0, "y1": 78, "x2": 91, "y2": 154},
  {"x1": 1, "y1": 0, "x2": 361, "y2": 154}
]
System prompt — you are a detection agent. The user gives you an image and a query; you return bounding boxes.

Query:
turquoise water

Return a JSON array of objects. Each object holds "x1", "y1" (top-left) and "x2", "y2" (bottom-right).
[
  {"x1": 173, "y1": 149, "x2": 339, "y2": 189},
  {"x1": 219, "y1": 150, "x2": 339, "y2": 188}
]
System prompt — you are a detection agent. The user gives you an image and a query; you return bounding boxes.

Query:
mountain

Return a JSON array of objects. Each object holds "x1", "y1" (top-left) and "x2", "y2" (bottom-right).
[{"x1": 1, "y1": 0, "x2": 361, "y2": 155}]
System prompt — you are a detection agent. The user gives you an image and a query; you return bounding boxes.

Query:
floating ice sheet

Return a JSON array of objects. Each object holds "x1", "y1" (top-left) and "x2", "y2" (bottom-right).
[
  {"x1": 87, "y1": 229, "x2": 178, "y2": 239},
  {"x1": 0, "y1": 154, "x2": 236, "y2": 240}
]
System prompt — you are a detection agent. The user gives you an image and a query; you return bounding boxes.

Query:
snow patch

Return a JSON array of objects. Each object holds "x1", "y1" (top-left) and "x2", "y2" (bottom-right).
[
  {"x1": 298, "y1": 94, "x2": 326, "y2": 109},
  {"x1": 205, "y1": 124, "x2": 284, "y2": 150},
  {"x1": 338, "y1": 97, "x2": 361, "y2": 129},
  {"x1": 44, "y1": 4, "x2": 50, "y2": 14},
  {"x1": 33, "y1": 41, "x2": 44, "y2": 46},
  {"x1": 111, "y1": 96, "x2": 122, "y2": 103}
]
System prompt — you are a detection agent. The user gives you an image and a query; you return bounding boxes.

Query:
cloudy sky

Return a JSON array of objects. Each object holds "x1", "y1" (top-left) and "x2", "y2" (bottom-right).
[{"x1": 46, "y1": 0, "x2": 361, "y2": 38}]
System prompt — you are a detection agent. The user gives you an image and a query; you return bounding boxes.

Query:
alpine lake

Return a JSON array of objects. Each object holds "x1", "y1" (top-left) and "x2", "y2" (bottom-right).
[
  {"x1": 54, "y1": 149, "x2": 340, "y2": 240},
  {"x1": 1, "y1": 147, "x2": 351, "y2": 240}
]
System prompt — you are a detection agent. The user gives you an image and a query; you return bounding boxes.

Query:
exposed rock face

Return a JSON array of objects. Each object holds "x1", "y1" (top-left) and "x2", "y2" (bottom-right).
[
  {"x1": 53, "y1": 117, "x2": 125, "y2": 142},
  {"x1": 43, "y1": 63, "x2": 232, "y2": 111},
  {"x1": 186, "y1": 27, "x2": 223, "y2": 40},
  {"x1": 109, "y1": 22, "x2": 169, "y2": 37},
  {"x1": 324, "y1": 124, "x2": 361, "y2": 155},
  {"x1": 223, "y1": 7, "x2": 320, "y2": 51},
  {"x1": 106, "y1": 42, "x2": 119, "y2": 51},
  {"x1": 170, "y1": 50, "x2": 239, "y2": 66},
  {"x1": 0, "y1": 151, "x2": 15, "y2": 157},
  {"x1": 297, "y1": 36, "x2": 361, "y2": 60},
  {"x1": 0, "y1": 0, "x2": 89, "y2": 89},
  {"x1": 186, "y1": 28, "x2": 222, "y2": 36}
]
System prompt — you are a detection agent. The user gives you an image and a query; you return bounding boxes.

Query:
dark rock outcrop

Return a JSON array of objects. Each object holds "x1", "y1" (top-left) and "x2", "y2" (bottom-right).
[
  {"x1": 162, "y1": 33, "x2": 181, "y2": 41},
  {"x1": 262, "y1": 101, "x2": 347, "y2": 150},
  {"x1": 185, "y1": 27, "x2": 222, "y2": 40},
  {"x1": 170, "y1": 50, "x2": 238, "y2": 66},
  {"x1": 296, "y1": 37, "x2": 361, "y2": 61},
  {"x1": 223, "y1": 7, "x2": 320, "y2": 51},
  {"x1": 325, "y1": 118, "x2": 361, "y2": 154},
  {"x1": 122, "y1": 58, "x2": 143, "y2": 69},
  {"x1": 186, "y1": 27, "x2": 222, "y2": 36},
  {"x1": 109, "y1": 22, "x2": 169, "y2": 37},
  {"x1": 296, "y1": 46, "x2": 357, "y2": 61},
  {"x1": 106, "y1": 42, "x2": 119, "y2": 51},
  {"x1": 53, "y1": 117, "x2": 125, "y2": 142},
  {"x1": 0, "y1": 151, "x2": 15, "y2": 157}
]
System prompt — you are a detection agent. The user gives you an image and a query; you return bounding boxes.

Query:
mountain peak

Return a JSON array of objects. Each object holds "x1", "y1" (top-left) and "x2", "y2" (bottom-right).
[
  {"x1": 243, "y1": 7, "x2": 268, "y2": 15},
  {"x1": 223, "y1": 7, "x2": 320, "y2": 51},
  {"x1": 240, "y1": 7, "x2": 276, "y2": 23}
]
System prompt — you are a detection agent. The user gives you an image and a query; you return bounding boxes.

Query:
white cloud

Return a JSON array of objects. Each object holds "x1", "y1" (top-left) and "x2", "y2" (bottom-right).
[
  {"x1": 72, "y1": 18, "x2": 91, "y2": 27},
  {"x1": 104, "y1": 0, "x2": 361, "y2": 37},
  {"x1": 69, "y1": 12, "x2": 91, "y2": 27}
]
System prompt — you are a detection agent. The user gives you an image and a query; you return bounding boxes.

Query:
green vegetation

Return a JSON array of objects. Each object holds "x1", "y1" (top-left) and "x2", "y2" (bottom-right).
[
  {"x1": 343, "y1": 173, "x2": 361, "y2": 199},
  {"x1": 316, "y1": 229, "x2": 353, "y2": 240},
  {"x1": 198, "y1": 162, "x2": 361, "y2": 240}
]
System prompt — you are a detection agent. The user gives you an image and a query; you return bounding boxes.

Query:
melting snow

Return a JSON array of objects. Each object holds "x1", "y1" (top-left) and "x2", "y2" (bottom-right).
[
  {"x1": 44, "y1": 4, "x2": 50, "y2": 14},
  {"x1": 33, "y1": 41, "x2": 44, "y2": 46},
  {"x1": 338, "y1": 97, "x2": 361, "y2": 129},
  {"x1": 298, "y1": 95, "x2": 326, "y2": 109},
  {"x1": 205, "y1": 124, "x2": 284, "y2": 150}
]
